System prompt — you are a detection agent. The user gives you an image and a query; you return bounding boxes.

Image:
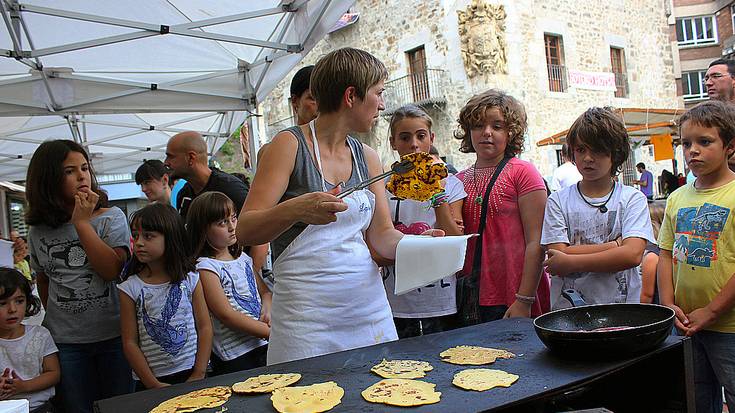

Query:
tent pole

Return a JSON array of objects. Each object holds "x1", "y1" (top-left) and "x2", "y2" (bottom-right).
[
  {"x1": 209, "y1": 113, "x2": 227, "y2": 158},
  {"x1": 253, "y1": 13, "x2": 287, "y2": 64},
  {"x1": 177, "y1": 7, "x2": 284, "y2": 30},
  {"x1": 66, "y1": 115, "x2": 82, "y2": 144},
  {"x1": 0, "y1": 189, "x2": 8, "y2": 239},
  {"x1": 81, "y1": 114, "x2": 88, "y2": 143},
  {"x1": 55, "y1": 70, "x2": 247, "y2": 112},
  {"x1": 30, "y1": 32, "x2": 157, "y2": 58},
  {"x1": 20, "y1": 4, "x2": 295, "y2": 55},
  {"x1": 0, "y1": 1, "x2": 22, "y2": 55},
  {"x1": 0, "y1": 0, "x2": 37, "y2": 69},
  {"x1": 17, "y1": 9, "x2": 61, "y2": 111},
  {"x1": 247, "y1": 105, "x2": 261, "y2": 171},
  {"x1": 255, "y1": 12, "x2": 295, "y2": 92},
  {"x1": 302, "y1": 0, "x2": 332, "y2": 47}
]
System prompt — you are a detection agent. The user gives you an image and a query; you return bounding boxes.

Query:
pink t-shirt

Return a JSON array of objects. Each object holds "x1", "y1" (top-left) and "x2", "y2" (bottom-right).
[{"x1": 457, "y1": 158, "x2": 550, "y2": 315}]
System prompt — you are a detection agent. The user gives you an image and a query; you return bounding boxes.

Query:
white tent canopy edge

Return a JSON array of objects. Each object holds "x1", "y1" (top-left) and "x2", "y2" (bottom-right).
[{"x1": 0, "y1": 0, "x2": 353, "y2": 180}]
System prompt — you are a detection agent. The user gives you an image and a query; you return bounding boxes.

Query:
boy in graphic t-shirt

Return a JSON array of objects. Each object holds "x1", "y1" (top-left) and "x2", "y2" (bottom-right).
[
  {"x1": 541, "y1": 107, "x2": 654, "y2": 309},
  {"x1": 658, "y1": 100, "x2": 735, "y2": 413}
]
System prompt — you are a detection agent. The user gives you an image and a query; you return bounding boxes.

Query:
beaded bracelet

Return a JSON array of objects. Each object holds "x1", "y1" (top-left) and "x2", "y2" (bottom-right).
[
  {"x1": 514, "y1": 293, "x2": 536, "y2": 304},
  {"x1": 426, "y1": 190, "x2": 449, "y2": 209}
]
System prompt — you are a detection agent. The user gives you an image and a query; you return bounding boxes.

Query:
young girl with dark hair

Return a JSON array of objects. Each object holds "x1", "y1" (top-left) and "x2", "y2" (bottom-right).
[
  {"x1": 118, "y1": 203, "x2": 211, "y2": 390},
  {"x1": 0, "y1": 268, "x2": 59, "y2": 413},
  {"x1": 25, "y1": 140, "x2": 132, "y2": 413},
  {"x1": 187, "y1": 192, "x2": 270, "y2": 375}
]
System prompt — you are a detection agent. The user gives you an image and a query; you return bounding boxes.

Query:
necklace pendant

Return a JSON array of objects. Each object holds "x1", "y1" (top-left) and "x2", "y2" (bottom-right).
[
  {"x1": 474, "y1": 195, "x2": 483, "y2": 205},
  {"x1": 599, "y1": 205, "x2": 608, "y2": 213}
]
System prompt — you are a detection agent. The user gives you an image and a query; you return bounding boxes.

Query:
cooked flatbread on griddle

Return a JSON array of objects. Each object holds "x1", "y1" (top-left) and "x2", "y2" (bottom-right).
[
  {"x1": 270, "y1": 381, "x2": 344, "y2": 413},
  {"x1": 149, "y1": 386, "x2": 232, "y2": 413},
  {"x1": 370, "y1": 359, "x2": 434, "y2": 379},
  {"x1": 452, "y1": 368, "x2": 519, "y2": 391},
  {"x1": 361, "y1": 378, "x2": 441, "y2": 407},
  {"x1": 232, "y1": 373, "x2": 301, "y2": 394},
  {"x1": 440, "y1": 345, "x2": 515, "y2": 365}
]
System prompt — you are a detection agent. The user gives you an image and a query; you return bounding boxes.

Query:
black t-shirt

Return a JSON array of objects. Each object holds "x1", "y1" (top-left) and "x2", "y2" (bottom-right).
[{"x1": 176, "y1": 169, "x2": 248, "y2": 219}]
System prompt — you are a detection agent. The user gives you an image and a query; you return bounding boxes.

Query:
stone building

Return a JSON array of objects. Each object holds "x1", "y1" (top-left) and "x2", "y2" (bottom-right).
[{"x1": 257, "y1": 0, "x2": 679, "y2": 182}]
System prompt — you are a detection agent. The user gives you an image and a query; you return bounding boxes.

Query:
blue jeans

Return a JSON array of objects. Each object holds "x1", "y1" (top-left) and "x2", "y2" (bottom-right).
[
  {"x1": 56, "y1": 336, "x2": 133, "y2": 413},
  {"x1": 691, "y1": 330, "x2": 735, "y2": 413}
]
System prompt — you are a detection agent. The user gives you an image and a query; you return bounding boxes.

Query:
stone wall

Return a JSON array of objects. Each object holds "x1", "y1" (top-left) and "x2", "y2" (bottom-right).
[{"x1": 258, "y1": 0, "x2": 679, "y2": 182}]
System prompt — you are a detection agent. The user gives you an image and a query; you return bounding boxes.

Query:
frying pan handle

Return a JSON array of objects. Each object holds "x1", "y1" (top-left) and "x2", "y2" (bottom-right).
[{"x1": 562, "y1": 289, "x2": 587, "y2": 307}]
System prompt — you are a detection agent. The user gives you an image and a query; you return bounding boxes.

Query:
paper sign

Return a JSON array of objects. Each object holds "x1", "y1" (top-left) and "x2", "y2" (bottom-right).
[
  {"x1": 394, "y1": 234, "x2": 475, "y2": 295},
  {"x1": 651, "y1": 134, "x2": 674, "y2": 161},
  {"x1": 567, "y1": 70, "x2": 617, "y2": 91}
]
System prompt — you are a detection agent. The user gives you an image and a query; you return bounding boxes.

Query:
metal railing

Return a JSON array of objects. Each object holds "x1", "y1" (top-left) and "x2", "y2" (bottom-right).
[
  {"x1": 614, "y1": 72, "x2": 629, "y2": 98},
  {"x1": 547, "y1": 64, "x2": 568, "y2": 92},
  {"x1": 383, "y1": 69, "x2": 448, "y2": 114}
]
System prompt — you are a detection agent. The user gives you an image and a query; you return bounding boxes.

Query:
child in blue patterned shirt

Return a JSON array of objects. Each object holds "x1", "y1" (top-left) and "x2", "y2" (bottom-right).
[
  {"x1": 187, "y1": 192, "x2": 270, "y2": 376},
  {"x1": 118, "y1": 203, "x2": 212, "y2": 390}
]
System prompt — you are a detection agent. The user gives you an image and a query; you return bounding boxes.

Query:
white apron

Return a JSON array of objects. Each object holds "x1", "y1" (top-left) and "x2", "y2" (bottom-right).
[{"x1": 266, "y1": 122, "x2": 398, "y2": 365}]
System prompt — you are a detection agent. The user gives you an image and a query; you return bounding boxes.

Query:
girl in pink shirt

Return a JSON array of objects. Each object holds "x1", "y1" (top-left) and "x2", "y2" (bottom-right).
[{"x1": 455, "y1": 89, "x2": 550, "y2": 325}]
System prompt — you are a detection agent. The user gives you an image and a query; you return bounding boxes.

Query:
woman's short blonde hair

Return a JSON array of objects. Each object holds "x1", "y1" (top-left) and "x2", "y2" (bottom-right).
[
  {"x1": 310, "y1": 47, "x2": 388, "y2": 114},
  {"x1": 454, "y1": 89, "x2": 527, "y2": 156}
]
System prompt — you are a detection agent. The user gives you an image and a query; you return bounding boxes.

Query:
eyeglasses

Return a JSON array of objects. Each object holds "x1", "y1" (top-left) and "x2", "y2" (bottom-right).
[{"x1": 703, "y1": 72, "x2": 734, "y2": 83}]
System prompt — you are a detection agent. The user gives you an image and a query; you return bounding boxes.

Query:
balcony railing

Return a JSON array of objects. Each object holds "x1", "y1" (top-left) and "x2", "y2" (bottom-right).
[
  {"x1": 383, "y1": 69, "x2": 448, "y2": 114},
  {"x1": 547, "y1": 64, "x2": 568, "y2": 92},
  {"x1": 614, "y1": 72, "x2": 629, "y2": 98}
]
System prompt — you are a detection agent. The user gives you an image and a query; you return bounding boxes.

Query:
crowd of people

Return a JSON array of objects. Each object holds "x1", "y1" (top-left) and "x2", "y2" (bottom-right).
[{"x1": 0, "y1": 47, "x2": 734, "y2": 413}]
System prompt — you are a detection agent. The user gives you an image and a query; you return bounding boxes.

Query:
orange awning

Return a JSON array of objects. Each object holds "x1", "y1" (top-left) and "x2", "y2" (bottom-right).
[{"x1": 536, "y1": 107, "x2": 683, "y2": 146}]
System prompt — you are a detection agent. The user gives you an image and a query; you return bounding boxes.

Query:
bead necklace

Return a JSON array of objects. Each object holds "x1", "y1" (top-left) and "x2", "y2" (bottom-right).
[{"x1": 576, "y1": 181, "x2": 615, "y2": 213}]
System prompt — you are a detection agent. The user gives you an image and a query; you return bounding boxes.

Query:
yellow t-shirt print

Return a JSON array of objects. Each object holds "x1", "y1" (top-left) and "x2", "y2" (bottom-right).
[
  {"x1": 672, "y1": 203, "x2": 729, "y2": 268},
  {"x1": 659, "y1": 180, "x2": 735, "y2": 333}
]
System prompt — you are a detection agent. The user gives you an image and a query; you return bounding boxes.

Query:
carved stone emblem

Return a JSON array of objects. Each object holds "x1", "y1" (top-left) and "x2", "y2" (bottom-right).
[{"x1": 457, "y1": 0, "x2": 508, "y2": 77}]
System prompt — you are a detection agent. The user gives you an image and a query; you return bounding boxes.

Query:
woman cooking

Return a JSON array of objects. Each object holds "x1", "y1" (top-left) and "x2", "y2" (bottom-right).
[{"x1": 236, "y1": 48, "x2": 442, "y2": 365}]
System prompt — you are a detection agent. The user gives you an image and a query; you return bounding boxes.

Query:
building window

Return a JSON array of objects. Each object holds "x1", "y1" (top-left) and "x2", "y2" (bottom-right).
[
  {"x1": 406, "y1": 46, "x2": 430, "y2": 102},
  {"x1": 544, "y1": 34, "x2": 568, "y2": 92},
  {"x1": 610, "y1": 47, "x2": 628, "y2": 98},
  {"x1": 676, "y1": 15, "x2": 717, "y2": 46},
  {"x1": 682, "y1": 70, "x2": 708, "y2": 101}
]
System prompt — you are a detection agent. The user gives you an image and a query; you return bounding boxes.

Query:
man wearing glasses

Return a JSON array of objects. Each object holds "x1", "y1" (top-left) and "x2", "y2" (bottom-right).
[
  {"x1": 705, "y1": 59, "x2": 735, "y2": 103},
  {"x1": 703, "y1": 59, "x2": 735, "y2": 173}
]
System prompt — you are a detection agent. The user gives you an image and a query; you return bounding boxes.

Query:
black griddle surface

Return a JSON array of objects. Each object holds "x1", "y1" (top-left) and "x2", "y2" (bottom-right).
[{"x1": 95, "y1": 318, "x2": 684, "y2": 412}]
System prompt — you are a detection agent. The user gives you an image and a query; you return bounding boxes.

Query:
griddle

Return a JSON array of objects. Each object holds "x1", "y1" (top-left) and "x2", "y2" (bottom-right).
[{"x1": 94, "y1": 318, "x2": 686, "y2": 413}]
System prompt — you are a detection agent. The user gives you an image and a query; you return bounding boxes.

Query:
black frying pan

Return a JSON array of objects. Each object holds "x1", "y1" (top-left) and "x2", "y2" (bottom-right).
[{"x1": 533, "y1": 289, "x2": 675, "y2": 359}]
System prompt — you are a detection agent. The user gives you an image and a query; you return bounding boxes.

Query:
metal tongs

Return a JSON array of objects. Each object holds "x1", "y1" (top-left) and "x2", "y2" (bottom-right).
[{"x1": 336, "y1": 159, "x2": 415, "y2": 199}]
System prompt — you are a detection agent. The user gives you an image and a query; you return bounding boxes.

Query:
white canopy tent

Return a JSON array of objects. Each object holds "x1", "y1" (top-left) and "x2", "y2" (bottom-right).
[{"x1": 0, "y1": 0, "x2": 352, "y2": 180}]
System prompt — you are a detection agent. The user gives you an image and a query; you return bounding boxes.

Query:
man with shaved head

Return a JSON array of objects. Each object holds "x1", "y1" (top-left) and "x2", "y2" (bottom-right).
[{"x1": 165, "y1": 131, "x2": 249, "y2": 218}]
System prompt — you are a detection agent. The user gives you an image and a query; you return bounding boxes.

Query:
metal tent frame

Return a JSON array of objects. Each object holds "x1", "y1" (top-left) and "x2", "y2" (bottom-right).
[{"x1": 0, "y1": 0, "x2": 352, "y2": 180}]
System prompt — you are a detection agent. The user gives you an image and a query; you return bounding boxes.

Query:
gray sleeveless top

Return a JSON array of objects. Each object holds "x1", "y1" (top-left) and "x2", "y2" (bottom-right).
[{"x1": 272, "y1": 125, "x2": 370, "y2": 261}]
